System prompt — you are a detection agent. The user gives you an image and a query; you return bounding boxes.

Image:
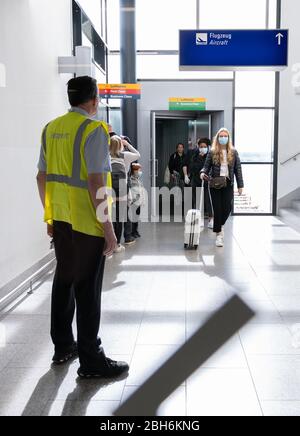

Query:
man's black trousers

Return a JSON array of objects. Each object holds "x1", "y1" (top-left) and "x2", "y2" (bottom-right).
[{"x1": 51, "y1": 221, "x2": 106, "y2": 369}]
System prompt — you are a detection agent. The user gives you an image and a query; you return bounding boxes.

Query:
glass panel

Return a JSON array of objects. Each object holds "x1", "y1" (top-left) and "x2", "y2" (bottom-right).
[
  {"x1": 199, "y1": 0, "x2": 267, "y2": 29},
  {"x1": 107, "y1": 0, "x2": 120, "y2": 50},
  {"x1": 82, "y1": 33, "x2": 93, "y2": 51},
  {"x1": 77, "y1": 0, "x2": 102, "y2": 35},
  {"x1": 101, "y1": 0, "x2": 107, "y2": 40},
  {"x1": 234, "y1": 164, "x2": 273, "y2": 214},
  {"x1": 108, "y1": 98, "x2": 122, "y2": 108},
  {"x1": 107, "y1": 54, "x2": 122, "y2": 107},
  {"x1": 235, "y1": 72, "x2": 275, "y2": 107},
  {"x1": 136, "y1": 0, "x2": 197, "y2": 50},
  {"x1": 137, "y1": 55, "x2": 234, "y2": 80},
  {"x1": 109, "y1": 109, "x2": 122, "y2": 135},
  {"x1": 108, "y1": 54, "x2": 121, "y2": 83},
  {"x1": 235, "y1": 109, "x2": 274, "y2": 162},
  {"x1": 94, "y1": 66, "x2": 106, "y2": 84},
  {"x1": 268, "y1": 0, "x2": 278, "y2": 29},
  {"x1": 96, "y1": 103, "x2": 108, "y2": 122}
]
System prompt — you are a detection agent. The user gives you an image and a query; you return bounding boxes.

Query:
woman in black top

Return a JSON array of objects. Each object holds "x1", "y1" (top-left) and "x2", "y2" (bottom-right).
[
  {"x1": 201, "y1": 128, "x2": 244, "y2": 248},
  {"x1": 168, "y1": 143, "x2": 186, "y2": 188},
  {"x1": 183, "y1": 138, "x2": 214, "y2": 228}
]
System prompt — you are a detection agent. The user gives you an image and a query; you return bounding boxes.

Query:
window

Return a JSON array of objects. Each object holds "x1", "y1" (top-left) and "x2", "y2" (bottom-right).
[
  {"x1": 137, "y1": 55, "x2": 233, "y2": 80},
  {"x1": 199, "y1": 0, "x2": 267, "y2": 29},
  {"x1": 77, "y1": 0, "x2": 102, "y2": 36},
  {"x1": 234, "y1": 165, "x2": 273, "y2": 214},
  {"x1": 136, "y1": 0, "x2": 197, "y2": 50},
  {"x1": 109, "y1": 109, "x2": 123, "y2": 135},
  {"x1": 108, "y1": 53, "x2": 121, "y2": 84},
  {"x1": 268, "y1": 0, "x2": 278, "y2": 29},
  {"x1": 106, "y1": 54, "x2": 122, "y2": 108},
  {"x1": 107, "y1": 0, "x2": 120, "y2": 50},
  {"x1": 73, "y1": 1, "x2": 107, "y2": 73},
  {"x1": 235, "y1": 72, "x2": 275, "y2": 108},
  {"x1": 235, "y1": 109, "x2": 274, "y2": 162}
]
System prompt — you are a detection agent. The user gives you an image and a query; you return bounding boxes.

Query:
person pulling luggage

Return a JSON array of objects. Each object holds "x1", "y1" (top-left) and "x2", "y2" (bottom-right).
[{"x1": 201, "y1": 128, "x2": 244, "y2": 248}]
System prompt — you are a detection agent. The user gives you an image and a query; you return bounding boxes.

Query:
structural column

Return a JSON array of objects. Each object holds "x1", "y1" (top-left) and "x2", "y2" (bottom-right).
[{"x1": 120, "y1": 0, "x2": 137, "y2": 146}]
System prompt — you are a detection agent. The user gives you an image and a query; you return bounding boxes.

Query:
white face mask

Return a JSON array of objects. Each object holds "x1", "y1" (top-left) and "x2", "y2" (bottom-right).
[{"x1": 219, "y1": 136, "x2": 229, "y2": 146}]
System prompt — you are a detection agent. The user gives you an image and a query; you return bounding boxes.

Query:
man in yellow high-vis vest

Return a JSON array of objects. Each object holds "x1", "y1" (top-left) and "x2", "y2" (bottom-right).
[{"x1": 36, "y1": 76, "x2": 129, "y2": 379}]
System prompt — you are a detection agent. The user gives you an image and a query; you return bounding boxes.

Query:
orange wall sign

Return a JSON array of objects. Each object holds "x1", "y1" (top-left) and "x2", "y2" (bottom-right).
[{"x1": 99, "y1": 84, "x2": 141, "y2": 100}]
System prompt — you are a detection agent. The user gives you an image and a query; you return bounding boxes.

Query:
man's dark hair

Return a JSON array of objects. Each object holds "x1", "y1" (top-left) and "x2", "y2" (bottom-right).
[
  {"x1": 67, "y1": 76, "x2": 98, "y2": 106},
  {"x1": 198, "y1": 138, "x2": 211, "y2": 147}
]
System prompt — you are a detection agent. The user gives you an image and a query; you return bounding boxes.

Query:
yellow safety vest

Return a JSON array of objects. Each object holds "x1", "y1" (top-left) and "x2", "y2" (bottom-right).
[{"x1": 42, "y1": 111, "x2": 112, "y2": 238}]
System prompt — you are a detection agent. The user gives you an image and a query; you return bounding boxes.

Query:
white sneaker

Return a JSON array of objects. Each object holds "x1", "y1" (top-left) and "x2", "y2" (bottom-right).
[
  {"x1": 114, "y1": 244, "x2": 126, "y2": 253},
  {"x1": 208, "y1": 219, "x2": 214, "y2": 229},
  {"x1": 216, "y1": 234, "x2": 224, "y2": 248}
]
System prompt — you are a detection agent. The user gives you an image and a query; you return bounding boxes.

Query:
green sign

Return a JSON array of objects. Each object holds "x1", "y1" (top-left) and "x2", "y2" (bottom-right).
[{"x1": 169, "y1": 98, "x2": 206, "y2": 111}]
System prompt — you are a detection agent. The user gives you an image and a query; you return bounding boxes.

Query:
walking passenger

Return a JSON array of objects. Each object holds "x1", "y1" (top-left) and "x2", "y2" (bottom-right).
[
  {"x1": 201, "y1": 128, "x2": 244, "y2": 247},
  {"x1": 183, "y1": 138, "x2": 214, "y2": 228},
  {"x1": 168, "y1": 143, "x2": 186, "y2": 189}
]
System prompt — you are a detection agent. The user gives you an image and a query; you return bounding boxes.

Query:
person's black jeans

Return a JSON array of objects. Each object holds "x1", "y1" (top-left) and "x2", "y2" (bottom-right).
[
  {"x1": 210, "y1": 183, "x2": 234, "y2": 234},
  {"x1": 51, "y1": 221, "x2": 106, "y2": 369},
  {"x1": 131, "y1": 206, "x2": 141, "y2": 234},
  {"x1": 123, "y1": 206, "x2": 133, "y2": 240},
  {"x1": 113, "y1": 200, "x2": 127, "y2": 244}
]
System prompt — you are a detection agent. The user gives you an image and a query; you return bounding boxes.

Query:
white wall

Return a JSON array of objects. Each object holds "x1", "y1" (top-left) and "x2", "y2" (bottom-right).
[
  {"x1": 0, "y1": 0, "x2": 73, "y2": 288},
  {"x1": 278, "y1": 0, "x2": 300, "y2": 201}
]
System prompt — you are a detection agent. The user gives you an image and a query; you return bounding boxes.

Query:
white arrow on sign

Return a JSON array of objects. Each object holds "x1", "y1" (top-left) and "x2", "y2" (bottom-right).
[{"x1": 276, "y1": 33, "x2": 284, "y2": 45}]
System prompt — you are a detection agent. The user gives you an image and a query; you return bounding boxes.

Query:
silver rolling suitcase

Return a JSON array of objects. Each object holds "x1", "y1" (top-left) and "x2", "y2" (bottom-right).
[{"x1": 184, "y1": 182, "x2": 204, "y2": 250}]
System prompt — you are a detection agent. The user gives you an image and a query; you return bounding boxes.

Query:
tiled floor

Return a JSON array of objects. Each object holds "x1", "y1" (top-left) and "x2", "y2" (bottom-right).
[{"x1": 1, "y1": 216, "x2": 300, "y2": 416}]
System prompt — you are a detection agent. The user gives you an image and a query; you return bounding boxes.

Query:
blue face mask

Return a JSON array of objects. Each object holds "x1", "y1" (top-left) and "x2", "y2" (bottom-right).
[
  {"x1": 200, "y1": 147, "x2": 208, "y2": 155},
  {"x1": 219, "y1": 136, "x2": 229, "y2": 146}
]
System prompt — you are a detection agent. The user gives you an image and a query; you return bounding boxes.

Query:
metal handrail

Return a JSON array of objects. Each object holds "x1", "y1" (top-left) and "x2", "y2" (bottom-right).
[{"x1": 281, "y1": 152, "x2": 300, "y2": 165}]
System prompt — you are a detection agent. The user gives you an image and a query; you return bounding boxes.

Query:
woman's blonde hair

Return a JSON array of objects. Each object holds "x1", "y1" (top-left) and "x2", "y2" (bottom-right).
[
  {"x1": 109, "y1": 135, "x2": 123, "y2": 158},
  {"x1": 211, "y1": 128, "x2": 235, "y2": 165}
]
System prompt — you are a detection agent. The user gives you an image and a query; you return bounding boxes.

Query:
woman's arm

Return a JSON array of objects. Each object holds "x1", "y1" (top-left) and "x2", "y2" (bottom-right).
[
  {"x1": 200, "y1": 151, "x2": 213, "y2": 175},
  {"x1": 234, "y1": 151, "x2": 244, "y2": 189},
  {"x1": 123, "y1": 142, "x2": 141, "y2": 173}
]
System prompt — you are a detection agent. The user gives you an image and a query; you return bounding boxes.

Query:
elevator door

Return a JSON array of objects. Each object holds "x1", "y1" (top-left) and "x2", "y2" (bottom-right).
[{"x1": 150, "y1": 112, "x2": 211, "y2": 218}]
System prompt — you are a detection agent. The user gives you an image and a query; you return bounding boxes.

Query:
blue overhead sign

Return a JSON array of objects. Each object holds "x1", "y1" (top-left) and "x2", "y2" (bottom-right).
[{"x1": 179, "y1": 30, "x2": 289, "y2": 71}]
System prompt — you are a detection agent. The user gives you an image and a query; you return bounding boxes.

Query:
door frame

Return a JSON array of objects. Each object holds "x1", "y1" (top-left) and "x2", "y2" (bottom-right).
[{"x1": 150, "y1": 110, "x2": 218, "y2": 219}]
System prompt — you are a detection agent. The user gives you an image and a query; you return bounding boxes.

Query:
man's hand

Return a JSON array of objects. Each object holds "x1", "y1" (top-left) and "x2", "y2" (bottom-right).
[
  {"x1": 184, "y1": 175, "x2": 190, "y2": 185},
  {"x1": 103, "y1": 223, "x2": 118, "y2": 257},
  {"x1": 238, "y1": 188, "x2": 244, "y2": 196},
  {"x1": 47, "y1": 224, "x2": 54, "y2": 238},
  {"x1": 122, "y1": 139, "x2": 130, "y2": 151}
]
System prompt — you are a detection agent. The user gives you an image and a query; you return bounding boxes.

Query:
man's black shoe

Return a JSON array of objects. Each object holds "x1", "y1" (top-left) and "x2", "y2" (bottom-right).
[
  {"x1": 52, "y1": 342, "x2": 78, "y2": 365},
  {"x1": 77, "y1": 358, "x2": 129, "y2": 379},
  {"x1": 124, "y1": 237, "x2": 136, "y2": 246},
  {"x1": 133, "y1": 231, "x2": 141, "y2": 238}
]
